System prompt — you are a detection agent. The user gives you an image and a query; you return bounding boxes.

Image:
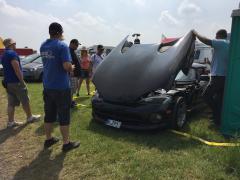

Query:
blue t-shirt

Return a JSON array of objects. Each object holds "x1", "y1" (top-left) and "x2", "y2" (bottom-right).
[
  {"x1": 40, "y1": 39, "x2": 72, "y2": 90},
  {"x1": 211, "y1": 39, "x2": 230, "y2": 76},
  {"x1": 1, "y1": 48, "x2": 22, "y2": 83}
]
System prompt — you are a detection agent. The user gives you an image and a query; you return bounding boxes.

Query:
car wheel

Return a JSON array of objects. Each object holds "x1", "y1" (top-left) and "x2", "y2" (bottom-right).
[{"x1": 171, "y1": 96, "x2": 187, "y2": 129}]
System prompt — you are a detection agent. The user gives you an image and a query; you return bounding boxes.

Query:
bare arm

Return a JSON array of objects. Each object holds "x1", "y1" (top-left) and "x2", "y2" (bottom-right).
[
  {"x1": 193, "y1": 30, "x2": 212, "y2": 46},
  {"x1": 63, "y1": 62, "x2": 74, "y2": 73},
  {"x1": 11, "y1": 59, "x2": 25, "y2": 83}
]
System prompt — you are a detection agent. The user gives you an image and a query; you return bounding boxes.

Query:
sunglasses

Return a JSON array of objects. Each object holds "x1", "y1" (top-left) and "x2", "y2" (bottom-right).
[{"x1": 7, "y1": 42, "x2": 16, "y2": 47}]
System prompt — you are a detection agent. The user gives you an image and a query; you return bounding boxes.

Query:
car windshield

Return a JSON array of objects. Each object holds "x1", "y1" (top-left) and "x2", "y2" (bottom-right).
[
  {"x1": 21, "y1": 54, "x2": 39, "y2": 64},
  {"x1": 33, "y1": 57, "x2": 42, "y2": 64},
  {"x1": 175, "y1": 68, "x2": 196, "y2": 82}
]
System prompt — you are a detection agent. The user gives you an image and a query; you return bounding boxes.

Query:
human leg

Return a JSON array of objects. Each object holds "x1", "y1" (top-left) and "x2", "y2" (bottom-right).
[
  {"x1": 86, "y1": 78, "x2": 90, "y2": 95},
  {"x1": 212, "y1": 77, "x2": 226, "y2": 125},
  {"x1": 43, "y1": 89, "x2": 58, "y2": 148},
  {"x1": 60, "y1": 125, "x2": 69, "y2": 144},
  {"x1": 202, "y1": 81, "x2": 216, "y2": 115},
  {"x1": 57, "y1": 89, "x2": 80, "y2": 151},
  {"x1": 10, "y1": 82, "x2": 41, "y2": 122},
  {"x1": 7, "y1": 105, "x2": 15, "y2": 122},
  {"x1": 6, "y1": 86, "x2": 23, "y2": 127},
  {"x1": 22, "y1": 102, "x2": 32, "y2": 119},
  {"x1": 77, "y1": 78, "x2": 84, "y2": 96},
  {"x1": 45, "y1": 122, "x2": 54, "y2": 140}
]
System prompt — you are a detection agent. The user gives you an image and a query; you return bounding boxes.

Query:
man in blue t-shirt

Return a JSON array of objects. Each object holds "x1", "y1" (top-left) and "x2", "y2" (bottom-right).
[
  {"x1": 40, "y1": 22, "x2": 79, "y2": 152},
  {"x1": 1, "y1": 38, "x2": 40, "y2": 128},
  {"x1": 193, "y1": 29, "x2": 230, "y2": 126}
]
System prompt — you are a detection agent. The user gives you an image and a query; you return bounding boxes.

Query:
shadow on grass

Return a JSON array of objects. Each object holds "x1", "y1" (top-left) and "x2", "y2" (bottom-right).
[
  {"x1": 13, "y1": 149, "x2": 66, "y2": 180},
  {"x1": 35, "y1": 122, "x2": 59, "y2": 136},
  {"x1": 35, "y1": 123, "x2": 45, "y2": 136},
  {"x1": 87, "y1": 120, "x2": 200, "y2": 152},
  {"x1": 0, "y1": 124, "x2": 27, "y2": 145},
  {"x1": 224, "y1": 147, "x2": 240, "y2": 177}
]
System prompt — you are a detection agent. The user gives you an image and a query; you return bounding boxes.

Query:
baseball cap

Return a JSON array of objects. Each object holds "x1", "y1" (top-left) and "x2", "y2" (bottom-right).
[
  {"x1": 97, "y1": 44, "x2": 104, "y2": 50},
  {"x1": 70, "y1": 39, "x2": 81, "y2": 45},
  {"x1": 49, "y1": 22, "x2": 63, "y2": 36}
]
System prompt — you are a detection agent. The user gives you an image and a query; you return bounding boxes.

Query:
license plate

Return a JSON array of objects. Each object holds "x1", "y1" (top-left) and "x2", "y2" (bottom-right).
[{"x1": 105, "y1": 119, "x2": 122, "y2": 128}]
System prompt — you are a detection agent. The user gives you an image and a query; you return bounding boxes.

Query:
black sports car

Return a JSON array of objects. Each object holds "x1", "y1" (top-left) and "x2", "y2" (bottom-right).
[{"x1": 91, "y1": 31, "x2": 209, "y2": 130}]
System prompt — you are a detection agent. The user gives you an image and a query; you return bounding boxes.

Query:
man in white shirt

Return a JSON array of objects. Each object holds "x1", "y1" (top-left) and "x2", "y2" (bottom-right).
[{"x1": 90, "y1": 44, "x2": 104, "y2": 76}]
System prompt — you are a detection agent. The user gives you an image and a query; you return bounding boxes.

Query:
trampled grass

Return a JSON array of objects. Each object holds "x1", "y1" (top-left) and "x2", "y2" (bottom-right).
[{"x1": 0, "y1": 81, "x2": 240, "y2": 180}]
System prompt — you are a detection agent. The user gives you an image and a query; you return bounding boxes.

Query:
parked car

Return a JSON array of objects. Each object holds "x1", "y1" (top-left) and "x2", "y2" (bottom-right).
[
  {"x1": 91, "y1": 31, "x2": 209, "y2": 130},
  {"x1": 21, "y1": 53, "x2": 40, "y2": 66},
  {"x1": 0, "y1": 53, "x2": 40, "y2": 76},
  {"x1": 22, "y1": 56, "x2": 43, "y2": 81}
]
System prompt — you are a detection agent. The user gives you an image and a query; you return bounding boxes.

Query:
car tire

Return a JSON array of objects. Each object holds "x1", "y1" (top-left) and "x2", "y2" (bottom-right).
[{"x1": 171, "y1": 96, "x2": 187, "y2": 130}]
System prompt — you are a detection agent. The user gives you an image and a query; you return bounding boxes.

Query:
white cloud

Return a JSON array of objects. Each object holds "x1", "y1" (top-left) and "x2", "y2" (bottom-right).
[
  {"x1": 49, "y1": 0, "x2": 69, "y2": 3},
  {"x1": 70, "y1": 12, "x2": 110, "y2": 32},
  {"x1": 47, "y1": 0, "x2": 70, "y2": 7},
  {"x1": 178, "y1": 0, "x2": 201, "y2": 17},
  {"x1": 118, "y1": 0, "x2": 146, "y2": 7},
  {"x1": 158, "y1": 10, "x2": 182, "y2": 27},
  {"x1": 0, "y1": 0, "x2": 28, "y2": 17},
  {"x1": 133, "y1": 0, "x2": 146, "y2": 7},
  {"x1": 0, "y1": 0, "x2": 134, "y2": 49},
  {"x1": 0, "y1": 0, "x2": 233, "y2": 49},
  {"x1": 0, "y1": 0, "x2": 63, "y2": 49},
  {"x1": 66, "y1": 13, "x2": 134, "y2": 46}
]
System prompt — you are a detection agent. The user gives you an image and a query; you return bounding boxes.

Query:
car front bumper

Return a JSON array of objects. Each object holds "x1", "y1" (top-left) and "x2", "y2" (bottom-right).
[{"x1": 92, "y1": 94, "x2": 173, "y2": 130}]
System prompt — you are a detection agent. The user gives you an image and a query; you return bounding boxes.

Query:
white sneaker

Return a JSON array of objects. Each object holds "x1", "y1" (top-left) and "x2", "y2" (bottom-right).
[
  {"x1": 27, "y1": 115, "x2": 41, "y2": 123},
  {"x1": 7, "y1": 121, "x2": 24, "y2": 128}
]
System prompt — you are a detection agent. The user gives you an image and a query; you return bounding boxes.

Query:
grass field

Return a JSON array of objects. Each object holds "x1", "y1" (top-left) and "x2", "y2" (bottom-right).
[{"x1": 0, "y1": 81, "x2": 240, "y2": 180}]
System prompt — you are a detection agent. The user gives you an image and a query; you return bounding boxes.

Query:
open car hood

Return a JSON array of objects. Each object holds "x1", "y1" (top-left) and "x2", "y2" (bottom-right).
[{"x1": 93, "y1": 31, "x2": 195, "y2": 103}]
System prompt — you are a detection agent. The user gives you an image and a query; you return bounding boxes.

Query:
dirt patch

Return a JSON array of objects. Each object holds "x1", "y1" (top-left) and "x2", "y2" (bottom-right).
[{"x1": 0, "y1": 88, "x2": 44, "y2": 179}]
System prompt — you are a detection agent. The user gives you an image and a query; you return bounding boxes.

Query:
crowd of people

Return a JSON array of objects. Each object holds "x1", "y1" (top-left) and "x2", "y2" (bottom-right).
[
  {"x1": 1, "y1": 21, "x2": 229, "y2": 152},
  {"x1": 69, "y1": 41, "x2": 104, "y2": 108},
  {"x1": 1, "y1": 22, "x2": 106, "y2": 152}
]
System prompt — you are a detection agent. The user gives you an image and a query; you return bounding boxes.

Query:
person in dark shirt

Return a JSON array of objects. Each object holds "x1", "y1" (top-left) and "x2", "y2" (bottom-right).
[
  {"x1": 69, "y1": 39, "x2": 81, "y2": 77},
  {"x1": 69, "y1": 39, "x2": 81, "y2": 107}
]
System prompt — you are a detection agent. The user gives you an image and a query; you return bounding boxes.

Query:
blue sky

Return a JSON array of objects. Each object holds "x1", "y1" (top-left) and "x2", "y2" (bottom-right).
[{"x1": 0, "y1": 0, "x2": 238, "y2": 50}]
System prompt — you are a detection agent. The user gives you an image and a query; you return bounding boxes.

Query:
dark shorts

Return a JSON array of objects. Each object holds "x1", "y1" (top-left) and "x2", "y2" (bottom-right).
[
  {"x1": 43, "y1": 89, "x2": 71, "y2": 126},
  {"x1": 6, "y1": 82, "x2": 29, "y2": 106},
  {"x1": 80, "y1": 69, "x2": 90, "y2": 79}
]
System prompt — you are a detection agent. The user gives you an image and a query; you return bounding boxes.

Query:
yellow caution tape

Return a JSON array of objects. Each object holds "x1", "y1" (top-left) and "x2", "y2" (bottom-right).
[
  {"x1": 170, "y1": 130, "x2": 240, "y2": 147},
  {"x1": 90, "y1": 91, "x2": 96, "y2": 95},
  {"x1": 73, "y1": 91, "x2": 95, "y2": 100},
  {"x1": 73, "y1": 96, "x2": 77, "y2": 100},
  {"x1": 76, "y1": 103, "x2": 86, "y2": 107}
]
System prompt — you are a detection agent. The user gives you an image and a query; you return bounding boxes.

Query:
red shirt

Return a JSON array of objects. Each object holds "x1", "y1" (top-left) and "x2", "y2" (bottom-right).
[{"x1": 80, "y1": 55, "x2": 90, "y2": 70}]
